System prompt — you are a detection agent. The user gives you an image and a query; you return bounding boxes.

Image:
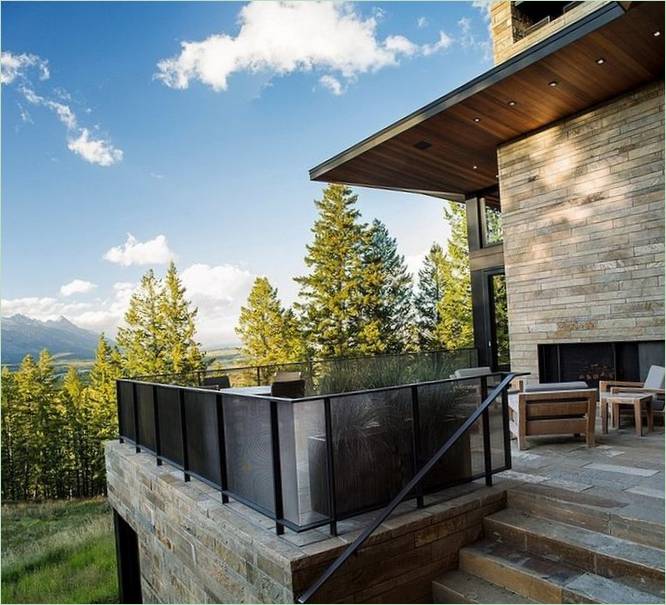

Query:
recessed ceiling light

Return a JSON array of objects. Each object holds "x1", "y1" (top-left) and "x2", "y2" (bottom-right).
[
  {"x1": 473, "y1": 117, "x2": 481, "y2": 123},
  {"x1": 548, "y1": 80, "x2": 558, "y2": 87},
  {"x1": 414, "y1": 140, "x2": 432, "y2": 150},
  {"x1": 508, "y1": 100, "x2": 517, "y2": 107},
  {"x1": 596, "y1": 57, "x2": 606, "y2": 65},
  {"x1": 654, "y1": 30, "x2": 661, "y2": 37},
  {"x1": 473, "y1": 165, "x2": 478, "y2": 170}
]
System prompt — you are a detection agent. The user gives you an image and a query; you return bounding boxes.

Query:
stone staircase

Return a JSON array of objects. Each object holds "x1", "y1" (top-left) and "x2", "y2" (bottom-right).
[{"x1": 432, "y1": 485, "x2": 665, "y2": 604}]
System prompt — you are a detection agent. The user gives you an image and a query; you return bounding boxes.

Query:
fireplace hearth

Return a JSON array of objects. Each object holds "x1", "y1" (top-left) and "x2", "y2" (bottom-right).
[{"x1": 538, "y1": 341, "x2": 664, "y2": 388}]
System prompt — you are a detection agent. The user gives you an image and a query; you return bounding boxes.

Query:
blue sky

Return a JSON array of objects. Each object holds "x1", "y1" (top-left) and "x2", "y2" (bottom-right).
[{"x1": 2, "y1": 1, "x2": 492, "y2": 345}]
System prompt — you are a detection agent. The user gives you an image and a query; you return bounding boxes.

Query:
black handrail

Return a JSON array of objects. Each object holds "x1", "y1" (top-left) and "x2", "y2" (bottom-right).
[
  {"x1": 128, "y1": 347, "x2": 478, "y2": 382},
  {"x1": 296, "y1": 371, "x2": 526, "y2": 604}
]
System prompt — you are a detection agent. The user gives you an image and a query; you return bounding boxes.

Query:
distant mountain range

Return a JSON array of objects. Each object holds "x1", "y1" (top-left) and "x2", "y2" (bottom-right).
[{"x1": 1, "y1": 314, "x2": 103, "y2": 365}]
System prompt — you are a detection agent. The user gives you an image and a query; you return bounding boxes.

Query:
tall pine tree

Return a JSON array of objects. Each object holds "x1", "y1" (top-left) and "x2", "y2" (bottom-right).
[
  {"x1": 436, "y1": 202, "x2": 474, "y2": 349},
  {"x1": 117, "y1": 264, "x2": 204, "y2": 377},
  {"x1": 236, "y1": 277, "x2": 304, "y2": 365},
  {"x1": 358, "y1": 219, "x2": 413, "y2": 354},
  {"x1": 295, "y1": 184, "x2": 367, "y2": 357},
  {"x1": 414, "y1": 243, "x2": 447, "y2": 351}
]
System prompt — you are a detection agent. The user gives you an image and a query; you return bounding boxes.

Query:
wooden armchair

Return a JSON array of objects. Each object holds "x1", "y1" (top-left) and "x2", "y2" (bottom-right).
[{"x1": 511, "y1": 383, "x2": 597, "y2": 450}]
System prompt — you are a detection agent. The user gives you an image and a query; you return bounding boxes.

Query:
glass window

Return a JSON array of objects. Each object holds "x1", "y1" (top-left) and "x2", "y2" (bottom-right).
[{"x1": 481, "y1": 197, "x2": 503, "y2": 247}]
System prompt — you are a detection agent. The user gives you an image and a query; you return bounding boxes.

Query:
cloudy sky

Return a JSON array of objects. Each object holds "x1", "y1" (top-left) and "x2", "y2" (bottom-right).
[{"x1": 2, "y1": 1, "x2": 492, "y2": 346}]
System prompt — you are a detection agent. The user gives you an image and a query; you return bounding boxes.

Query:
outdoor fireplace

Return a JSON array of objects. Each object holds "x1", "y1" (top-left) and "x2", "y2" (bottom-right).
[{"x1": 538, "y1": 340, "x2": 665, "y2": 388}]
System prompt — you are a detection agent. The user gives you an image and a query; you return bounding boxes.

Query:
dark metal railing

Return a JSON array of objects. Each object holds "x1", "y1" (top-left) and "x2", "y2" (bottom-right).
[
  {"x1": 129, "y1": 347, "x2": 479, "y2": 387},
  {"x1": 296, "y1": 371, "x2": 526, "y2": 604}
]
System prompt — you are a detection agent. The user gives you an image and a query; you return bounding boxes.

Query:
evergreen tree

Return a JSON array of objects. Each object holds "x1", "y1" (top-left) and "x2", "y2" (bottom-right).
[
  {"x1": 117, "y1": 264, "x2": 204, "y2": 378},
  {"x1": 236, "y1": 277, "x2": 304, "y2": 366},
  {"x1": 1, "y1": 367, "x2": 19, "y2": 499},
  {"x1": 62, "y1": 366, "x2": 87, "y2": 497},
  {"x1": 86, "y1": 335, "x2": 122, "y2": 493},
  {"x1": 436, "y1": 202, "x2": 474, "y2": 349},
  {"x1": 117, "y1": 269, "x2": 164, "y2": 377},
  {"x1": 160, "y1": 261, "x2": 205, "y2": 376},
  {"x1": 357, "y1": 219, "x2": 413, "y2": 354},
  {"x1": 414, "y1": 243, "x2": 447, "y2": 350},
  {"x1": 295, "y1": 184, "x2": 367, "y2": 357}
]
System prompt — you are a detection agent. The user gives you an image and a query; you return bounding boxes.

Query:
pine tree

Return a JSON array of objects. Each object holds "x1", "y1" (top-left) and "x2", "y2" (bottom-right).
[
  {"x1": 160, "y1": 261, "x2": 205, "y2": 376},
  {"x1": 236, "y1": 277, "x2": 304, "y2": 365},
  {"x1": 357, "y1": 219, "x2": 413, "y2": 354},
  {"x1": 436, "y1": 202, "x2": 474, "y2": 349},
  {"x1": 117, "y1": 269, "x2": 164, "y2": 377},
  {"x1": 117, "y1": 264, "x2": 204, "y2": 378},
  {"x1": 86, "y1": 335, "x2": 122, "y2": 493},
  {"x1": 295, "y1": 184, "x2": 367, "y2": 357},
  {"x1": 1, "y1": 367, "x2": 19, "y2": 499},
  {"x1": 62, "y1": 366, "x2": 87, "y2": 497},
  {"x1": 414, "y1": 243, "x2": 447, "y2": 350}
]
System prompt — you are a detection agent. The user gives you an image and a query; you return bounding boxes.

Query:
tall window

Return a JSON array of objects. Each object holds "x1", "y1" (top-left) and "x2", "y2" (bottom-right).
[{"x1": 480, "y1": 197, "x2": 503, "y2": 247}]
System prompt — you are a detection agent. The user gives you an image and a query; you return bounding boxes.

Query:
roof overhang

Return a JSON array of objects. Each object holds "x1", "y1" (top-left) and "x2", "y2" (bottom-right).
[{"x1": 309, "y1": 1, "x2": 664, "y2": 196}]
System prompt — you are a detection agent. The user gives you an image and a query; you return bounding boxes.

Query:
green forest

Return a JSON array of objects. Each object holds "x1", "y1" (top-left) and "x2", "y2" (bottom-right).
[{"x1": 1, "y1": 184, "x2": 473, "y2": 502}]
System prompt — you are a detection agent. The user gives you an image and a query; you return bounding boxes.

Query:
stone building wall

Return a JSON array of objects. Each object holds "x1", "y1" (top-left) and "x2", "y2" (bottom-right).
[
  {"x1": 490, "y1": 1, "x2": 609, "y2": 65},
  {"x1": 106, "y1": 440, "x2": 506, "y2": 603},
  {"x1": 498, "y1": 81, "x2": 665, "y2": 378}
]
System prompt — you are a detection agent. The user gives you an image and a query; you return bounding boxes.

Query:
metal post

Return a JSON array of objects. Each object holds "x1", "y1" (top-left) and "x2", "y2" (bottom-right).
[
  {"x1": 410, "y1": 386, "x2": 424, "y2": 508},
  {"x1": 216, "y1": 393, "x2": 229, "y2": 504},
  {"x1": 501, "y1": 387, "x2": 512, "y2": 470},
  {"x1": 323, "y1": 398, "x2": 338, "y2": 536},
  {"x1": 131, "y1": 382, "x2": 141, "y2": 453},
  {"x1": 179, "y1": 389, "x2": 190, "y2": 482},
  {"x1": 256, "y1": 366, "x2": 261, "y2": 386},
  {"x1": 116, "y1": 381, "x2": 124, "y2": 444},
  {"x1": 480, "y1": 376, "x2": 492, "y2": 486},
  {"x1": 153, "y1": 385, "x2": 162, "y2": 466},
  {"x1": 269, "y1": 401, "x2": 285, "y2": 535}
]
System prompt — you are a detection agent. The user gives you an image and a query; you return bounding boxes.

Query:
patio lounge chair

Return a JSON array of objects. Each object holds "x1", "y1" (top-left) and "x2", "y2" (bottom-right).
[
  {"x1": 275, "y1": 371, "x2": 302, "y2": 382},
  {"x1": 510, "y1": 381, "x2": 596, "y2": 450},
  {"x1": 201, "y1": 375, "x2": 231, "y2": 389}
]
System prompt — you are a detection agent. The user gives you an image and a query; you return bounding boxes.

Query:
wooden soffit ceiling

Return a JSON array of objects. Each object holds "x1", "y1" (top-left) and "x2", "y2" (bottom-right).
[{"x1": 309, "y1": 1, "x2": 664, "y2": 196}]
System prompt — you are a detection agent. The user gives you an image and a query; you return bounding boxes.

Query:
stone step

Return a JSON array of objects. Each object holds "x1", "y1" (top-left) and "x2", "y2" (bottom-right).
[
  {"x1": 432, "y1": 569, "x2": 536, "y2": 604},
  {"x1": 459, "y1": 540, "x2": 663, "y2": 604},
  {"x1": 483, "y1": 509, "x2": 665, "y2": 585},
  {"x1": 506, "y1": 485, "x2": 665, "y2": 548}
]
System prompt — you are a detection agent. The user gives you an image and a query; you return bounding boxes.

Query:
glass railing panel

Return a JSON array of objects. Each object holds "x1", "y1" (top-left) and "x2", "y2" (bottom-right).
[
  {"x1": 136, "y1": 383, "x2": 156, "y2": 451},
  {"x1": 222, "y1": 393, "x2": 275, "y2": 514},
  {"x1": 184, "y1": 389, "x2": 221, "y2": 486},
  {"x1": 155, "y1": 386, "x2": 183, "y2": 466}
]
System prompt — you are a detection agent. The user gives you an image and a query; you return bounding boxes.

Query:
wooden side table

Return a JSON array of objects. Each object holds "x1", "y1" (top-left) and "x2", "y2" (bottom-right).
[{"x1": 602, "y1": 393, "x2": 654, "y2": 436}]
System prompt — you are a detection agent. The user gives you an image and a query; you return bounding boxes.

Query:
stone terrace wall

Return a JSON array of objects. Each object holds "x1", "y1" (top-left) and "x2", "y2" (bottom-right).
[
  {"x1": 498, "y1": 82, "x2": 664, "y2": 378},
  {"x1": 490, "y1": 1, "x2": 609, "y2": 66},
  {"x1": 106, "y1": 440, "x2": 506, "y2": 603}
]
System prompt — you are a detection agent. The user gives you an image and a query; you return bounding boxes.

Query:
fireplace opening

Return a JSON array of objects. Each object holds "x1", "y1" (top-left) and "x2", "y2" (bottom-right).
[{"x1": 538, "y1": 341, "x2": 664, "y2": 389}]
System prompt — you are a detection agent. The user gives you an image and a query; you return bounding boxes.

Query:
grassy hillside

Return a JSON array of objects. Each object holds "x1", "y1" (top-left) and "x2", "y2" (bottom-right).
[{"x1": 1, "y1": 499, "x2": 117, "y2": 603}]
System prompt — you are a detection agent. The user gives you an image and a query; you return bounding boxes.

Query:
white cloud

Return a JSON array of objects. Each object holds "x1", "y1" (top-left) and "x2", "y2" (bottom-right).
[
  {"x1": 1, "y1": 51, "x2": 49, "y2": 85},
  {"x1": 319, "y1": 74, "x2": 344, "y2": 96},
  {"x1": 422, "y1": 31, "x2": 454, "y2": 56},
  {"x1": 3, "y1": 50, "x2": 123, "y2": 167},
  {"x1": 417, "y1": 16, "x2": 428, "y2": 29},
  {"x1": 3, "y1": 261, "x2": 256, "y2": 345},
  {"x1": 67, "y1": 128, "x2": 123, "y2": 166},
  {"x1": 472, "y1": 0, "x2": 493, "y2": 22},
  {"x1": 104, "y1": 234, "x2": 174, "y2": 267},
  {"x1": 181, "y1": 263, "x2": 255, "y2": 344},
  {"x1": 385, "y1": 35, "x2": 418, "y2": 57},
  {"x1": 60, "y1": 279, "x2": 98, "y2": 297},
  {"x1": 458, "y1": 16, "x2": 472, "y2": 35},
  {"x1": 156, "y1": 1, "x2": 451, "y2": 94}
]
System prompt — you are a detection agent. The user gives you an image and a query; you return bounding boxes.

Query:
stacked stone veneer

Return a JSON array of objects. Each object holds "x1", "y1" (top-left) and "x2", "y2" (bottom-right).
[
  {"x1": 106, "y1": 440, "x2": 506, "y2": 603},
  {"x1": 490, "y1": 1, "x2": 609, "y2": 65},
  {"x1": 498, "y1": 81, "x2": 665, "y2": 379}
]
